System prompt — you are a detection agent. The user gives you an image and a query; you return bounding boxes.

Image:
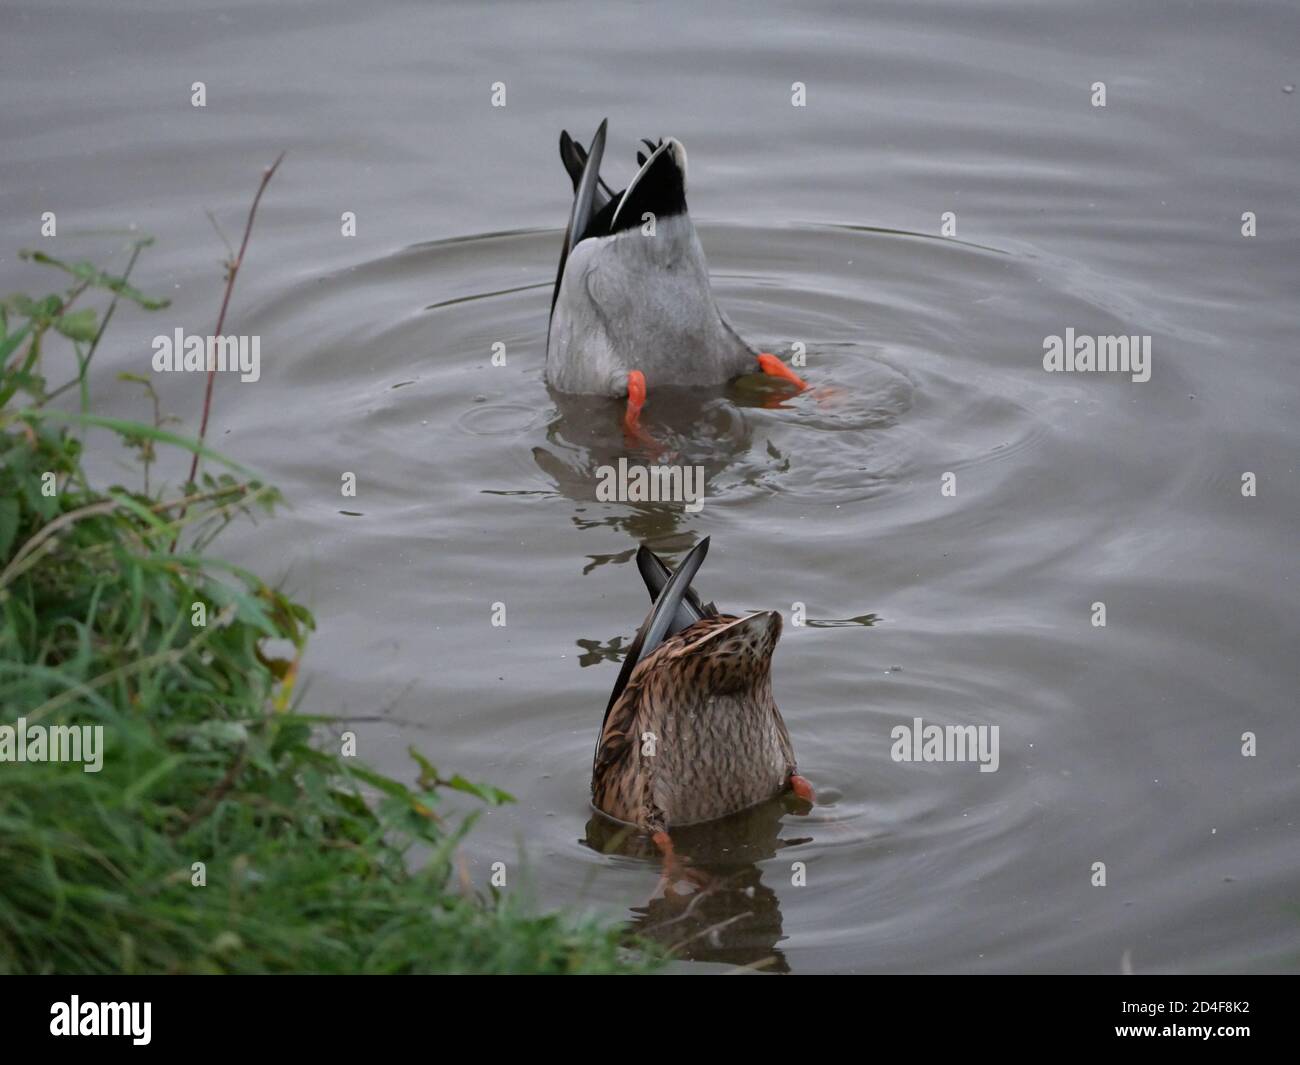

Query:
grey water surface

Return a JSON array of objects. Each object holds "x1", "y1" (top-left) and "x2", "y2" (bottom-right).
[{"x1": 1, "y1": 0, "x2": 1297, "y2": 973}]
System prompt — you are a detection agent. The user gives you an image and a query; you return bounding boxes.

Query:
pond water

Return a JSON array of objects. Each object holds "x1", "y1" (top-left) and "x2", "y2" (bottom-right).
[{"x1": 3, "y1": 0, "x2": 1297, "y2": 972}]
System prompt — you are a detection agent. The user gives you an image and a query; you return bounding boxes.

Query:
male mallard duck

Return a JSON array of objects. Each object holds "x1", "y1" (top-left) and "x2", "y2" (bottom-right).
[
  {"x1": 547, "y1": 120, "x2": 807, "y2": 439},
  {"x1": 591, "y1": 538, "x2": 814, "y2": 859}
]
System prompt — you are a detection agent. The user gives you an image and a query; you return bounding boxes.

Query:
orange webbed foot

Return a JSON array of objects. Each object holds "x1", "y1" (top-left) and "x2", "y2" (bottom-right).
[
  {"x1": 757, "y1": 352, "x2": 808, "y2": 391},
  {"x1": 790, "y1": 773, "x2": 816, "y2": 804},
  {"x1": 622, "y1": 369, "x2": 664, "y2": 452}
]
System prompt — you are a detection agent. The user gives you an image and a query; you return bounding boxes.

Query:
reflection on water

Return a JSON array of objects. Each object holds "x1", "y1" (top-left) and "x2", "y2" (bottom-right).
[
  {"x1": 5, "y1": 0, "x2": 1296, "y2": 973},
  {"x1": 104, "y1": 215, "x2": 1295, "y2": 975},
  {"x1": 535, "y1": 387, "x2": 753, "y2": 541},
  {"x1": 585, "y1": 799, "x2": 814, "y2": 972}
]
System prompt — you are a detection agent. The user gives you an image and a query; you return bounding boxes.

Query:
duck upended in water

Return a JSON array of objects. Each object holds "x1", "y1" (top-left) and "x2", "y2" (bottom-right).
[
  {"x1": 547, "y1": 120, "x2": 806, "y2": 437},
  {"x1": 591, "y1": 538, "x2": 814, "y2": 851}
]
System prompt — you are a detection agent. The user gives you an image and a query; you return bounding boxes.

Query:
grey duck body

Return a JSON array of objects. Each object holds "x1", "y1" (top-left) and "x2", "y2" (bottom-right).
[
  {"x1": 546, "y1": 121, "x2": 757, "y2": 398},
  {"x1": 547, "y1": 214, "x2": 755, "y2": 396}
]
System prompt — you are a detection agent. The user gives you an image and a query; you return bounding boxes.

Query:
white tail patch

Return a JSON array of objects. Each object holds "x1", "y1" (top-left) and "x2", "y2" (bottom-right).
[{"x1": 670, "y1": 139, "x2": 688, "y2": 191}]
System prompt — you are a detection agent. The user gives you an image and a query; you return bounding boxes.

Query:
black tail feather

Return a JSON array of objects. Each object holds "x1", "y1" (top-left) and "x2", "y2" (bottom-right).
[
  {"x1": 560, "y1": 130, "x2": 613, "y2": 202},
  {"x1": 601, "y1": 537, "x2": 711, "y2": 734},
  {"x1": 635, "y1": 544, "x2": 719, "y2": 636},
  {"x1": 551, "y1": 118, "x2": 607, "y2": 316}
]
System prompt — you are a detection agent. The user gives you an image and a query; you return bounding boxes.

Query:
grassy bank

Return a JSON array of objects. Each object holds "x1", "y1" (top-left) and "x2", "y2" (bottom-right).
[{"x1": 0, "y1": 238, "x2": 652, "y2": 974}]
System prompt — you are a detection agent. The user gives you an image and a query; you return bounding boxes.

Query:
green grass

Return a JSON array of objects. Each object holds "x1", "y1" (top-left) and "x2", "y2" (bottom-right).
[{"x1": 0, "y1": 242, "x2": 654, "y2": 974}]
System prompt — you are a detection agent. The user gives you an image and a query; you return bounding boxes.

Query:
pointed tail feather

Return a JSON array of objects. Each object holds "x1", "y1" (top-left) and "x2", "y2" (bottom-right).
[
  {"x1": 552, "y1": 118, "x2": 607, "y2": 316},
  {"x1": 608, "y1": 138, "x2": 669, "y2": 232},
  {"x1": 559, "y1": 130, "x2": 613, "y2": 203},
  {"x1": 635, "y1": 544, "x2": 719, "y2": 636},
  {"x1": 600, "y1": 537, "x2": 711, "y2": 740}
]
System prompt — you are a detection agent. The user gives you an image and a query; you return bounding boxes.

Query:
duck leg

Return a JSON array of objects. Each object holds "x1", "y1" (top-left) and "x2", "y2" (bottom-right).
[
  {"x1": 622, "y1": 369, "x2": 664, "y2": 452},
  {"x1": 756, "y1": 352, "x2": 808, "y2": 391},
  {"x1": 652, "y1": 830, "x2": 678, "y2": 871},
  {"x1": 649, "y1": 829, "x2": 713, "y2": 901},
  {"x1": 624, "y1": 370, "x2": 647, "y2": 436}
]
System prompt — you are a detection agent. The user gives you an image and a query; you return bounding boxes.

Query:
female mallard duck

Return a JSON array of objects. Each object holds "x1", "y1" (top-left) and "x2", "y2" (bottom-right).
[
  {"x1": 591, "y1": 538, "x2": 814, "y2": 857},
  {"x1": 547, "y1": 120, "x2": 807, "y2": 439}
]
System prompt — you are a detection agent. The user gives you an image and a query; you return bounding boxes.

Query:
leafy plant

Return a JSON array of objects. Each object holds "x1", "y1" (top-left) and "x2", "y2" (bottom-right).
[{"x1": 0, "y1": 240, "x2": 651, "y2": 974}]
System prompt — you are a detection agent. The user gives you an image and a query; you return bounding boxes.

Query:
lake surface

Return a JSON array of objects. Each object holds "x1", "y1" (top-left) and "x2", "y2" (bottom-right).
[{"x1": 3, "y1": 0, "x2": 1297, "y2": 973}]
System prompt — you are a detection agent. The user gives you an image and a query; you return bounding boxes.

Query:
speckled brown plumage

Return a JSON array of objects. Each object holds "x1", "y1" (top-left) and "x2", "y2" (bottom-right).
[{"x1": 591, "y1": 610, "x2": 799, "y2": 832}]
